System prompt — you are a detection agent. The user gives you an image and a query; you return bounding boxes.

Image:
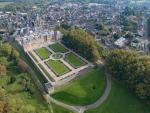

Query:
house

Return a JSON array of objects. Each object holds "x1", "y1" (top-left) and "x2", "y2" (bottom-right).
[{"x1": 114, "y1": 37, "x2": 127, "y2": 48}]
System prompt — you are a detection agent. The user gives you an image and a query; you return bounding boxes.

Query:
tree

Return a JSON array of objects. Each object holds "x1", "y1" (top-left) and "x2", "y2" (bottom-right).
[
  {"x1": 0, "y1": 101, "x2": 9, "y2": 113},
  {"x1": 62, "y1": 28, "x2": 104, "y2": 62},
  {"x1": 0, "y1": 57, "x2": 8, "y2": 65},
  {"x1": 18, "y1": 59, "x2": 28, "y2": 72},
  {"x1": 0, "y1": 43, "x2": 12, "y2": 56},
  {"x1": 124, "y1": 31, "x2": 133, "y2": 40},
  {"x1": 0, "y1": 64, "x2": 7, "y2": 76},
  {"x1": 106, "y1": 50, "x2": 150, "y2": 101},
  {"x1": 10, "y1": 48, "x2": 20, "y2": 60}
]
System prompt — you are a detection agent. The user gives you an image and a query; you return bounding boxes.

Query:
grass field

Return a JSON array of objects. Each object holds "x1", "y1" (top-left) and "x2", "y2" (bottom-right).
[
  {"x1": 46, "y1": 60, "x2": 70, "y2": 76},
  {"x1": 85, "y1": 80, "x2": 150, "y2": 113},
  {"x1": 65, "y1": 52, "x2": 86, "y2": 68},
  {"x1": 35, "y1": 47, "x2": 51, "y2": 60},
  {"x1": 51, "y1": 103, "x2": 73, "y2": 113},
  {"x1": 0, "y1": 2, "x2": 13, "y2": 8},
  {"x1": 49, "y1": 43, "x2": 68, "y2": 53},
  {"x1": 52, "y1": 69, "x2": 106, "y2": 105}
]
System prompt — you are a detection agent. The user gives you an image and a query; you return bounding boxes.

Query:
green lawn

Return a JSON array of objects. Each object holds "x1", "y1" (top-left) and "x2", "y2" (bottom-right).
[
  {"x1": 65, "y1": 52, "x2": 86, "y2": 68},
  {"x1": 46, "y1": 60, "x2": 70, "y2": 76},
  {"x1": 49, "y1": 43, "x2": 68, "y2": 53},
  {"x1": 85, "y1": 80, "x2": 150, "y2": 113},
  {"x1": 35, "y1": 47, "x2": 51, "y2": 60},
  {"x1": 51, "y1": 103, "x2": 73, "y2": 113},
  {"x1": 52, "y1": 69, "x2": 106, "y2": 105}
]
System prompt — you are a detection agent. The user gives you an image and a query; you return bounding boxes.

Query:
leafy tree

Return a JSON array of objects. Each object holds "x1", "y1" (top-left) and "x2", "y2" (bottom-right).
[
  {"x1": 62, "y1": 28, "x2": 104, "y2": 62},
  {"x1": 106, "y1": 50, "x2": 150, "y2": 101},
  {"x1": 0, "y1": 64, "x2": 7, "y2": 76},
  {"x1": 0, "y1": 43, "x2": 12, "y2": 56},
  {"x1": 10, "y1": 48, "x2": 20, "y2": 60},
  {"x1": 124, "y1": 31, "x2": 133, "y2": 40},
  {"x1": 0, "y1": 57, "x2": 8, "y2": 65}
]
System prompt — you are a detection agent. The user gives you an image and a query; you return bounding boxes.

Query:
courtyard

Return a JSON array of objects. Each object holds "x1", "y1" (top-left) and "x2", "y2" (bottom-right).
[{"x1": 27, "y1": 42, "x2": 91, "y2": 86}]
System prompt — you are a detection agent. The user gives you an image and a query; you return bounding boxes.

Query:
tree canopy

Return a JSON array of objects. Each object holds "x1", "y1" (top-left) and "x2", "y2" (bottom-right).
[
  {"x1": 62, "y1": 28, "x2": 104, "y2": 62},
  {"x1": 106, "y1": 50, "x2": 150, "y2": 101}
]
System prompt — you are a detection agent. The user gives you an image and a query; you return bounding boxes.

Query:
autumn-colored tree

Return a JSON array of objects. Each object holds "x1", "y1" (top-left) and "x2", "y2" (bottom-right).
[
  {"x1": 0, "y1": 64, "x2": 7, "y2": 76},
  {"x1": 18, "y1": 59, "x2": 28, "y2": 72},
  {"x1": 0, "y1": 101, "x2": 9, "y2": 113}
]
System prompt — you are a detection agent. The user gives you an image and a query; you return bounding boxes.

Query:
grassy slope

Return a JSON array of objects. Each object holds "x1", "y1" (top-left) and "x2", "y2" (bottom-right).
[
  {"x1": 52, "y1": 69, "x2": 106, "y2": 105},
  {"x1": 35, "y1": 47, "x2": 51, "y2": 60},
  {"x1": 85, "y1": 80, "x2": 150, "y2": 113},
  {"x1": 65, "y1": 52, "x2": 86, "y2": 68},
  {"x1": 51, "y1": 103, "x2": 73, "y2": 113},
  {"x1": 46, "y1": 60, "x2": 70, "y2": 76},
  {"x1": 49, "y1": 43, "x2": 68, "y2": 53}
]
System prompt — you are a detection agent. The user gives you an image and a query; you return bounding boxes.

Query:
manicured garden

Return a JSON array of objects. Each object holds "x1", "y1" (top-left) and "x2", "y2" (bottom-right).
[
  {"x1": 49, "y1": 43, "x2": 68, "y2": 53},
  {"x1": 46, "y1": 60, "x2": 70, "y2": 76},
  {"x1": 35, "y1": 47, "x2": 51, "y2": 60},
  {"x1": 65, "y1": 52, "x2": 86, "y2": 68},
  {"x1": 85, "y1": 80, "x2": 150, "y2": 113},
  {"x1": 52, "y1": 69, "x2": 106, "y2": 105}
]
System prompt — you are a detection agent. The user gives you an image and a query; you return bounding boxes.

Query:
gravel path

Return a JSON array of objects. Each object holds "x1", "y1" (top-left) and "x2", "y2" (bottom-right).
[{"x1": 46, "y1": 71, "x2": 112, "y2": 113}]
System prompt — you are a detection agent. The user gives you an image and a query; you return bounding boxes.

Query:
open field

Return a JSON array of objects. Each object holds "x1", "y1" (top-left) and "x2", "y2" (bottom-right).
[
  {"x1": 65, "y1": 52, "x2": 86, "y2": 68},
  {"x1": 52, "y1": 69, "x2": 106, "y2": 105},
  {"x1": 46, "y1": 60, "x2": 70, "y2": 76},
  {"x1": 35, "y1": 47, "x2": 51, "y2": 60},
  {"x1": 49, "y1": 43, "x2": 68, "y2": 53},
  {"x1": 0, "y1": 2, "x2": 13, "y2": 8},
  {"x1": 85, "y1": 80, "x2": 150, "y2": 113}
]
